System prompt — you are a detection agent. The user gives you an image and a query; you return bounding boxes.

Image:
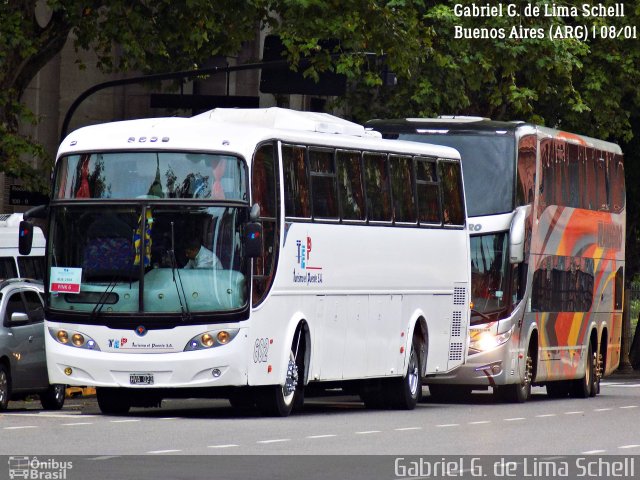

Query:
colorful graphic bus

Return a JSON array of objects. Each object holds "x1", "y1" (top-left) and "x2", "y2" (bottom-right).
[
  {"x1": 22, "y1": 108, "x2": 471, "y2": 415},
  {"x1": 367, "y1": 117, "x2": 625, "y2": 402}
]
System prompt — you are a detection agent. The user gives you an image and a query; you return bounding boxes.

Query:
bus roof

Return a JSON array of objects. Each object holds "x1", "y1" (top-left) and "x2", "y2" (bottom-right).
[
  {"x1": 58, "y1": 108, "x2": 462, "y2": 162},
  {"x1": 366, "y1": 116, "x2": 622, "y2": 154}
]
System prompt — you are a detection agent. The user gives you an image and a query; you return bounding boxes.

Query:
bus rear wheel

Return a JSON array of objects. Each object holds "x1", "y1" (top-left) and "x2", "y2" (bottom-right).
[
  {"x1": 97, "y1": 387, "x2": 131, "y2": 415},
  {"x1": 570, "y1": 342, "x2": 596, "y2": 398}
]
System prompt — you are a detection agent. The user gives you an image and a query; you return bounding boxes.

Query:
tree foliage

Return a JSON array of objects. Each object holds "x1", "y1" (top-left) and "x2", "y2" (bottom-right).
[{"x1": 0, "y1": 0, "x2": 426, "y2": 190}]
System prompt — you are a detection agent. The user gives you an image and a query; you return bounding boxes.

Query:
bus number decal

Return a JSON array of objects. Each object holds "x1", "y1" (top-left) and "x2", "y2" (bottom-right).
[
  {"x1": 254, "y1": 338, "x2": 270, "y2": 363},
  {"x1": 468, "y1": 223, "x2": 482, "y2": 232}
]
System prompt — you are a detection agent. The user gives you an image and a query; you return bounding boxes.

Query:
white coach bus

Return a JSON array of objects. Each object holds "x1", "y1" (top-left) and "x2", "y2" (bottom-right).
[{"x1": 21, "y1": 108, "x2": 471, "y2": 416}]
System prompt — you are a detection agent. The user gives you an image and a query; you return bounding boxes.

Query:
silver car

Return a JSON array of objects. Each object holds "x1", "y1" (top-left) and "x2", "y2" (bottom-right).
[{"x1": 0, "y1": 278, "x2": 65, "y2": 410}]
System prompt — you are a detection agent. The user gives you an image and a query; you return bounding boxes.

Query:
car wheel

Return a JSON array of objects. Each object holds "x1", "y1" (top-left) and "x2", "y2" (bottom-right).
[{"x1": 0, "y1": 364, "x2": 11, "y2": 411}]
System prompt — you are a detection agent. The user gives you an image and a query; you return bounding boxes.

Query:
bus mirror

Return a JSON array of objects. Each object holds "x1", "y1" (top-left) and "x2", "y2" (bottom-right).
[
  {"x1": 18, "y1": 221, "x2": 34, "y2": 255},
  {"x1": 509, "y1": 205, "x2": 530, "y2": 264},
  {"x1": 245, "y1": 222, "x2": 263, "y2": 258}
]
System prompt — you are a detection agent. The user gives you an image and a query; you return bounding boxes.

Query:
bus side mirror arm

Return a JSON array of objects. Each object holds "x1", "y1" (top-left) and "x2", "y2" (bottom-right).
[{"x1": 509, "y1": 205, "x2": 530, "y2": 264}]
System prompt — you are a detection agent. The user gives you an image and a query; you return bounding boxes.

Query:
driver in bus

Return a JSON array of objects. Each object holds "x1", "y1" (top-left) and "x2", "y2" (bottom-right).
[{"x1": 183, "y1": 238, "x2": 221, "y2": 269}]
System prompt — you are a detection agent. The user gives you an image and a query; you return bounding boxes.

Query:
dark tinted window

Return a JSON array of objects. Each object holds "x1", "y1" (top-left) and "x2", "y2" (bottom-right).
[
  {"x1": 336, "y1": 150, "x2": 366, "y2": 221},
  {"x1": 389, "y1": 155, "x2": 416, "y2": 223},
  {"x1": 416, "y1": 158, "x2": 441, "y2": 224},
  {"x1": 282, "y1": 145, "x2": 311, "y2": 218},
  {"x1": 0, "y1": 257, "x2": 18, "y2": 280},
  {"x1": 364, "y1": 152, "x2": 392, "y2": 221},
  {"x1": 309, "y1": 148, "x2": 338, "y2": 219},
  {"x1": 439, "y1": 161, "x2": 465, "y2": 226}
]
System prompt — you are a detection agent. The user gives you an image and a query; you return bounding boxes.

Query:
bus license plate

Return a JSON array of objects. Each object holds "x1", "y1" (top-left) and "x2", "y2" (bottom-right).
[{"x1": 130, "y1": 373, "x2": 154, "y2": 385}]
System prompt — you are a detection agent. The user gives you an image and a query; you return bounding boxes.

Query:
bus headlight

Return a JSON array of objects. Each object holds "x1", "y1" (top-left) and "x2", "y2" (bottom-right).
[
  {"x1": 469, "y1": 328, "x2": 512, "y2": 354},
  {"x1": 185, "y1": 329, "x2": 239, "y2": 351},
  {"x1": 49, "y1": 328, "x2": 101, "y2": 351}
]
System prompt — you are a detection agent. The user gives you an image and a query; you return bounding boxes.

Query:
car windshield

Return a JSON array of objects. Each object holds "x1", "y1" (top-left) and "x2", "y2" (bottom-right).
[{"x1": 47, "y1": 204, "x2": 248, "y2": 319}]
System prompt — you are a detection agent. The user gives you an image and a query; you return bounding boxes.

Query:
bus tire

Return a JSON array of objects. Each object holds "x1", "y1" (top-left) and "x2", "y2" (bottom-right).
[
  {"x1": 257, "y1": 350, "x2": 300, "y2": 417},
  {"x1": 40, "y1": 384, "x2": 66, "y2": 410},
  {"x1": 498, "y1": 347, "x2": 533, "y2": 403},
  {"x1": 570, "y1": 342, "x2": 595, "y2": 398},
  {"x1": 387, "y1": 338, "x2": 422, "y2": 410},
  {"x1": 545, "y1": 381, "x2": 570, "y2": 398},
  {"x1": 0, "y1": 364, "x2": 11, "y2": 411},
  {"x1": 96, "y1": 387, "x2": 131, "y2": 415}
]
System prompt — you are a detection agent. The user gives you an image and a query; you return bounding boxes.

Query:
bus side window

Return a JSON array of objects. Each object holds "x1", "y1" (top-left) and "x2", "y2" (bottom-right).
[
  {"x1": 415, "y1": 157, "x2": 440, "y2": 225},
  {"x1": 282, "y1": 144, "x2": 310, "y2": 218},
  {"x1": 439, "y1": 160, "x2": 465, "y2": 226},
  {"x1": 336, "y1": 150, "x2": 365, "y2": 221},
  {"x1": 363, "y1": 152, "x2": 392, "y2": 222},
  {"x1": 251, "y1": 143, "x2": 280, "y2": 306}
]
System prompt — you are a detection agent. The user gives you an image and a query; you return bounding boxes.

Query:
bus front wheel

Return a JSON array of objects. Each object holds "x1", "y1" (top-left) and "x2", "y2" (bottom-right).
[
  {"x1": 387, "y1": 339, "x2": 422, "y2": 409},
  {"x1": 498, "y1": 348, "x2": 533, "y2": 403},
  {"x1": 257, "y1": 350, "x2": 302, "y2": 417}
]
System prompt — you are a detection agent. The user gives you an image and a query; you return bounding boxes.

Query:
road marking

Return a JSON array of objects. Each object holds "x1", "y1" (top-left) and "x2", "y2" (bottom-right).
[
  {"x1": 564, "y1": 411, "x2": 583, "y2": 415},
  {"x1": 88, "y1": 456, "x2": 121, "y2": 461},
  {"x1": 257, "y1": 439, "x2": 290, "y2": 444},
  {"x1": 536, "y1": 414, "x2": 557, "y2": 418},
  {"x1": 355, "y1": 430, "x2": 381, "y2": 435},
  {"x1": 620, "y1": 405, "x2": 639, "y2": 409},
  {"x1": 594, "y1": 408, "x2": 612, "y2": 412},
  {"x1": 109, "y1": 419, "x2": 141, "y2": 423},
  {"x1": 159, "y1": 417, "x2": 178, "y2": 420},
  {"x1": 468, "y1": 421, "x2": 491, "y2": 425},
  {"x1": 4, "y1": 426, "x2": 37, "y2": 430},
  {"x1": 436, "y1": 424, "x2": 459, "y2": 428},
  {"x1": 61, "y1": 422, "x2": 94, "y2": 426},
  {"x1": 5, "y1": 413, "x2": 96, "y2": 418},
  {"x1": 395, "y1": 427, "x2": 422, "y2": 431},
  {"x1": 147, "y1": 449, "x2": 182, "y2": 454},
  {"x1": 208, "y1": 444, "x2": 239, "y2": 449},
  {"x1": 306, "y1": 434, "x2": 337, "y2": 439},
  {"x1": 618, "y1": 445, "x2": 640, "y2": 450},
  {"x1": 504, "y1": 417, "x2": 526, "y2": 421},
  {"x1": 582, "y1": 450, "x2": 606, "y2": 454}
]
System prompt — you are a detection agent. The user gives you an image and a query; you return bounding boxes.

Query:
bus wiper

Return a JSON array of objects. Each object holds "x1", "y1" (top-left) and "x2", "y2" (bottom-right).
[
  {"x1": 89, "y1": 277, "x2": 119, "y2": 321},
  {"x1": 169, "y1": 221, "x2": 191, "y2": 322}
]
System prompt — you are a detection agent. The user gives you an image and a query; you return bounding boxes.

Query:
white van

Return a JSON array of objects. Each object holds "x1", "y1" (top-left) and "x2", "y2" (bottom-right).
[{"x1": 0, "y1": 213, "x2": 45, "y2": 281}]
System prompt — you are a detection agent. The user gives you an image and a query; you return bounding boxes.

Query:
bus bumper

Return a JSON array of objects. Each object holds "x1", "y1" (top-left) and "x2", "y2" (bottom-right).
[
  {"x1": 426, "y1": 340, "x2": 518, "y2": 388},
  {"x1": 45, "y1": 332, "x2": 249, "y2": 389}
]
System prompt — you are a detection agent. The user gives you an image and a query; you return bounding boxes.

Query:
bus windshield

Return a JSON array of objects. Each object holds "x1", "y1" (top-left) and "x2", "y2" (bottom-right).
[
  {"x1": 47, "y1": 203, "x2": 249, "y2": 319},
  {"x1": 54, "y1": 152, "x2": 246, "y2": 200},
  {"x1": 470, "y1": 232, "x2": 509, "y2": 323},
  {"x1": 395, "y1": 133, "x2": 514, "y2": 217}
]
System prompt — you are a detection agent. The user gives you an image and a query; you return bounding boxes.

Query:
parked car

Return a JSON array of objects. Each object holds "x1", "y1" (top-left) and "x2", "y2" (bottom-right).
[{"x1": 0, "y1": 278, "x2": 65, "y2": 410}]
